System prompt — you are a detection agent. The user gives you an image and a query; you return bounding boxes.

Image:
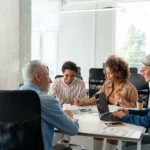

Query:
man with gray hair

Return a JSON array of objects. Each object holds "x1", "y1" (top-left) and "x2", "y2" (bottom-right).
[{"x1": 18, "y1": 60, "x2": 79, "y2": 150}]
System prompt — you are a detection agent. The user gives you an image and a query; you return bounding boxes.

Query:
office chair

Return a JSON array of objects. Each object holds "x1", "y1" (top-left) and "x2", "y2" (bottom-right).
[
  {"x1": 46, "y1": 65, "x2": 49, "y2": 72},
  {"x1": 89, "y1": 68, "x2": 105, "y2": 98},
  {"x1": 103, "y1": 63, "x2": 105, "y2": 69},
  {"x1": 55, "y1": 75, "x2": 64, "y2": 79},
  {"x1": 76, "y1": 67, "x2": 83, "y2": 80},
  {"x1": 54, "y1": 67, "x2": 83, "y2": 80},
  {"x1": 128, "y1": 73, "x2": 149, "y2": 108},
  {"x1": 129, "y1": 67, "x2": 138, "y2": 74},
  {"x1": 0, "y1": 90, "x2": 44, "y2": 150},
  {"x1": 122, "y1": 135, "x2": 150, "y2": 149},
  {"x1": 122, "y1": 144, "x2": 150, "y2": 150}
]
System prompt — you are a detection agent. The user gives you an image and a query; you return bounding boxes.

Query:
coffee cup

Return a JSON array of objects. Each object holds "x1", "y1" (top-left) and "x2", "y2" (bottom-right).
[
  {"x1": 136, "y1": 100, "x2": 143, "y2": 110},
  {"x1": 63, "y1": 104, "x2": 71, "y2": 111}
]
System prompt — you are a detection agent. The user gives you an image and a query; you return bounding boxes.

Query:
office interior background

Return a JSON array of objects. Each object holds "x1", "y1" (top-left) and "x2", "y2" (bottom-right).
[{"x1": 0, "y1": 0, "x2": 150, "y2": 90}]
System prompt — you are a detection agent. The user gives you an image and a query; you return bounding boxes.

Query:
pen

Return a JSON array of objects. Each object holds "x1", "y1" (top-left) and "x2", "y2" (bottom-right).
[{"x1": 60, "y1": 99, "x2": 67, "y2": 105}]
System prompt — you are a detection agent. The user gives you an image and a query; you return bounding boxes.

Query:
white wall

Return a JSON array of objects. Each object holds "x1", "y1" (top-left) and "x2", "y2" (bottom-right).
[
  {"x1": 57, "y1": 12, "x2": 95, "y2": 82},
  {"x1": 19, "y1": 0, "x2": 31, "y2": 84},
  {"x1": 0, "y1": 0, "x2": 31, "y2": 89},
  {"x1": 31, "y1": 1, "x2": 115, "y2": 86},
  {"x1": 95, "y1": 11, "x2": 115, "y2": 67},
  {"x1": 0, "y1": 0, "x2": 19, "y2": 89},
  {"x1": 57, "y1": 3, "x2": 115, "y2": 83}
]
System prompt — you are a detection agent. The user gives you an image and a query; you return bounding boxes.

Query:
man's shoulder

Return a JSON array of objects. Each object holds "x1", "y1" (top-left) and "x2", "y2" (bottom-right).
[
  {"x1": 39, "y1": 93, "x2": 58, "y2": 105},
  {"x1": 39, "y1": 93, "x2": 56, "y2": 101}
]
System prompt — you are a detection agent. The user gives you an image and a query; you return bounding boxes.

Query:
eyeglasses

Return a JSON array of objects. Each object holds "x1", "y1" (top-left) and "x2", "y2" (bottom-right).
[{"x1": 140, "y1": 67, "x2": 150, "y2": 73}]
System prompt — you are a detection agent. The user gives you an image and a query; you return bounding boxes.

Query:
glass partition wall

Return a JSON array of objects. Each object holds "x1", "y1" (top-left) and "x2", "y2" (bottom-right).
[
  {"x1": 115, "y1": 1, "x2": 150, "y2": 72},
  {"x1": 32, "y1": 0, "x2": 150, "y2": 85}
]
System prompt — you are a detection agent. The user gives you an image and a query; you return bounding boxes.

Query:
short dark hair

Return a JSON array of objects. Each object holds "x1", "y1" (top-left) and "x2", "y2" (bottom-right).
[
  {"x1": 104, "y1": 55, "x2": 130, "y2": 82},
  {"x1": 62, "y1": 61, "x2": 78, "y2": 73}
]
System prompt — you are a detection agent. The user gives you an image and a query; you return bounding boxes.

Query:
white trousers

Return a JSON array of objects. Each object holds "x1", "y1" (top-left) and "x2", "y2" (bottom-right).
[{"x1": 93, "y1": 138, "x2": 118, "y2": 150}]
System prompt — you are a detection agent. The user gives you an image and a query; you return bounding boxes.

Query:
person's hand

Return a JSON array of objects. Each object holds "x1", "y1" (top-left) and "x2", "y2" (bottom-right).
[
  {"x1": 74, "y1": 98, "x2": 84, "y2": 106},
  {"x1": 114, "y1": 108, "x2": 129, "y2": 114},
  {"x1": 112, "y1": 111, "x2": 126, "y2": 119},
  {"x1": 112, "y1": 108, "x2": 129, "y2": 119},
  {"x1": 64, "y1": 110, "x2": 74, "y2": 119},
  {"x1": 116, "y1": 92, "x2": 126, "y2": 101},
  {"x1": 65, "y1": 101, "x2": 74, "y2": 105},
  {"x1": 115, "y1": 92, "x2": 125, "y2": 105}
]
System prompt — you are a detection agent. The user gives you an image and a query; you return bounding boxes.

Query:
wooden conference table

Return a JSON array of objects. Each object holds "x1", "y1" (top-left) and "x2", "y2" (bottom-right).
[{"x1": 71, "y1": 105, "x2": 146, "y2": 150}]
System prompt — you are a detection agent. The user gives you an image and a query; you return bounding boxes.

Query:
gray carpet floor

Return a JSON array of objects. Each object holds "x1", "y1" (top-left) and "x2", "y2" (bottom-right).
[{"x1": 70, "y1": 136, "x2": 93, "y2": 150}]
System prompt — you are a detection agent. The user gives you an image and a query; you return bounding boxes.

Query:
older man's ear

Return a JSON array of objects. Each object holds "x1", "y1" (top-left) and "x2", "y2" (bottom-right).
[{"x1": 34, "y1": 73, "x2": 40, "y2": 82}]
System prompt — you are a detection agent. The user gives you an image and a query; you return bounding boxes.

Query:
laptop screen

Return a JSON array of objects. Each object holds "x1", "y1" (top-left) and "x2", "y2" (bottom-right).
[{"x1": 95, "y1": 92, "x2": 109, "y2": 115}]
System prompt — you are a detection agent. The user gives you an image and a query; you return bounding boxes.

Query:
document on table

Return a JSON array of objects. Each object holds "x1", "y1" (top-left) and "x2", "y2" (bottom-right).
[
  {"x1": 100, "y1": 127, "x2": 135, "y2": 137},
  {"x1": 71, "y1": 108, "x2": 96, "y2": 115}
]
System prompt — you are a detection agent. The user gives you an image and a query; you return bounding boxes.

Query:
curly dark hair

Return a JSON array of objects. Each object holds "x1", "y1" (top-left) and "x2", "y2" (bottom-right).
[
  {"x1": 62, "y1": 61, "x2": 78, "y2": 73},
  {"x1": 104, "y1": 55, "x2": 130, "y2": 82}
]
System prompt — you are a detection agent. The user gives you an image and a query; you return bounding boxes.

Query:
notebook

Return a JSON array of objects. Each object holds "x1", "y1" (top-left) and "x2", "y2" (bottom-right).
[{"x1": 95, "y1": 92, "x2": 122, "y2": 122}]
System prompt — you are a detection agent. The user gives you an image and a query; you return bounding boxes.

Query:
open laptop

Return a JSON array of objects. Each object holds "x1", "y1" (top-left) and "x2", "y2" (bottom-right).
[{"x1": 95, "y1": 92, "x2": 122, "y2": 122}]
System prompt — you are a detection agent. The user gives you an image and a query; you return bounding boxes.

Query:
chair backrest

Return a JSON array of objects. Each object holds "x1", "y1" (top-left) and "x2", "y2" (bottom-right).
[
  {"x1": 103, "y1": 63, "x2": 105, "y2": 69},
  {"x1": 76, "y1": 66, "x2": 83, "y2": 80},
  {"x1": 128, "y1": 74, "x2": 150, "y2": 108},
  {"x1": 55, "y1": 75, "x2": 63, "y2": 79},
  {"x1": 130, "y1": 67, "x2": 138, "y2": 74},
  {"x1": 0, "y1": 90, "x2": 44, "y2": 150},
  {"x1": 55, "y1": 67, "x2": 83, "y2": 80},
  {"x1": 89, "y1": 68, "x2": 105, "y2": 98}
]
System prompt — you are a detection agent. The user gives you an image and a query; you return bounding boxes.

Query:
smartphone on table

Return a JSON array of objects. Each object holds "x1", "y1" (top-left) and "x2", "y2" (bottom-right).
[{"x1": 105, "y1": 122, "x2": 124, "y2": 127}]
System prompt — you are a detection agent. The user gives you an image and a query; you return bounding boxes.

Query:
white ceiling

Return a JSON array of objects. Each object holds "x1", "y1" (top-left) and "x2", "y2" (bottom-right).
[{"x1": 33, "y1": 0, "x2": 149, "y2": 4}]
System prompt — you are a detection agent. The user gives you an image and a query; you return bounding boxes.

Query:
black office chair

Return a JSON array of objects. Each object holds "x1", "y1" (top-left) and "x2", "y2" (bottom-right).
[
  {"x1": 55, "y1": 75, "x2": 63, "y2": 79},
  {"x1": 0, "y1": 90, "x2": 44, "y2": 150},
  {"x1": 122, "y1": 135, "x2": 150, "y2": 150},
  {"x1": 54, "y1": 67, "x2": 83, "y2": 80},
  {"x1": 123, "y1": 144, "x2": 150, "y2": 150},
  {"x1": 76, "y1": 67, "x2": 83, "y2": 80},
  {"x1": 89, "y1": 68, "x2": 106, "y2": 98},
  {"x1": 128, "y1": 73, "x2": 149, "y2": 108},
  {"x1": 129, "y1": 67, "x2": 138, "y2": 74}
]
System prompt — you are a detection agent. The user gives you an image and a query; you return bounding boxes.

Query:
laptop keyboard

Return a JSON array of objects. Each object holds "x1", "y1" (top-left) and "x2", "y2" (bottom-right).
[{"x1": 101, "y1": 112, "x2": 121, "y2": 122}]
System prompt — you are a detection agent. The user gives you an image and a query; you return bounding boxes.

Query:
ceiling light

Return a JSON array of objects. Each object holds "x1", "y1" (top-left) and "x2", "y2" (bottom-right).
[{"x1": 53, "y1": 7, "x2": 123, "y2": 14}]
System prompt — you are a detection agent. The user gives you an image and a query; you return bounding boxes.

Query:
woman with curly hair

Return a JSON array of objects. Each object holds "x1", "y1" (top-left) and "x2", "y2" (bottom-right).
[
  {"x1": 74, "y1": 55, "x2": 139, "y2": 150},
  {"x1": 74, "y1": 55, "x2": 138, "y2": 107}
]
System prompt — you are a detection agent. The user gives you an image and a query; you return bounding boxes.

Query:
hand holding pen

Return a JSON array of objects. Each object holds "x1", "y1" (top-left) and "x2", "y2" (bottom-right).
[
  {"x1": 74, "y1": 98, "x2": 83, "y2": 106},
  {"x1": 65, "y1": 101, "x2": 74, "y2": 105},
  {"x1": 59, "y1": 99, "x2": 67, "y2": 105},
  {"x1": 60, "y1": 99, "x2": 74, "y2": 105}
]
